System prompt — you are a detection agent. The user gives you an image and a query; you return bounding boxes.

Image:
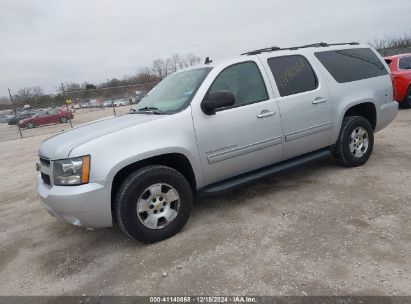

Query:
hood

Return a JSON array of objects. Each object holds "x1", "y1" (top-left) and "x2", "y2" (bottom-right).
[{"x1": 38, "y1": 113, "x2": 162, "y2": 160}]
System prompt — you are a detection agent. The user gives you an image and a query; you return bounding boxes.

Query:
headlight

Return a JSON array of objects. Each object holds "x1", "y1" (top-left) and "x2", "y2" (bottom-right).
[{"x1": 53, "y1": 155, "x2": 90, "y2": 186}]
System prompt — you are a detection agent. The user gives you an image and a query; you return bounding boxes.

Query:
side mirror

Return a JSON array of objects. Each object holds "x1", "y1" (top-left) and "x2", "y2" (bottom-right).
[{"x1": 201, "y1": 90, "x2": 235, "y2": 115}]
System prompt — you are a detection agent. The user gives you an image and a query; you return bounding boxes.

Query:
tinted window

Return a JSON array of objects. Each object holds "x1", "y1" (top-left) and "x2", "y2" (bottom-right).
[
  {"x1": 267, "y1": 55, "x2": 318, "y2": 97},
  {"x1": 208, "y1": 61, "x2": 268, "y2": 108},
  {"x1": 399, "y1": 57, "x2": 411, "y2": 70},
  {"x1": 315, "y1": 48, "x2": 388, "y2": 83}
]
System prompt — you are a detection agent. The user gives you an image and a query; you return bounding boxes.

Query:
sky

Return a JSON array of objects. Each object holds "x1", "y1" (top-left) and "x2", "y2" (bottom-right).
[{"x1": 1, "y1": 0, "x2": 410, "y2": 97}]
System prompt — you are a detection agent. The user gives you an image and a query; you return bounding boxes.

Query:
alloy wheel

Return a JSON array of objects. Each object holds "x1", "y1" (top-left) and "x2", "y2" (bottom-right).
[
  {"x1": 349, "y1": 127, "x2": 369, "y2": 158},
  {"x1": 136, "y1": 183, "x2": 180, "y2": 229}
]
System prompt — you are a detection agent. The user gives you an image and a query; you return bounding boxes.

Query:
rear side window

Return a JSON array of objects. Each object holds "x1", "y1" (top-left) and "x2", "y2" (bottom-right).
[
  {"x1": 267, "y1": 55, "x2": 318, "y2": 97},
  {"x1": 315, "y1": 48, "x2": 388, "y2": 83},
  {"x1": 399, "y1": 57, "x2": 411, "y2": 70}
]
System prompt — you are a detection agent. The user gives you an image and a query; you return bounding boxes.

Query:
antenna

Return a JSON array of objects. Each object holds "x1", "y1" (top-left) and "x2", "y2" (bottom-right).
[{"x1": 204, "y1": 57, "x2": 213, "y2": 64}]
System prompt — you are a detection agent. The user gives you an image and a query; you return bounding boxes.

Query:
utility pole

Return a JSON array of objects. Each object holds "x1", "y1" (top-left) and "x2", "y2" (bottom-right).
[
  {"x1": 107, "y1": 78, "x2": 116, "y2": 116},
  {"x1": 61, "y1": 83, "x2": 73, "y2": 128},
  {"x1": 8, "y1": 88, "x2": 22, "y2": 139}
]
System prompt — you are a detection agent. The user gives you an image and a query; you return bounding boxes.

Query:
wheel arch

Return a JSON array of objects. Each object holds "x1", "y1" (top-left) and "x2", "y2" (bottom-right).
[
  {"x1": 110, "y1": 153, "x2": 197, "y2": 222},
  {"x1": 343, "y1": 102, "x2": 377, "y2": 130}
]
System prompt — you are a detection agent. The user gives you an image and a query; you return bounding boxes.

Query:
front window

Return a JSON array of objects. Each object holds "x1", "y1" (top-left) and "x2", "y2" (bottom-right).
[
  {"x1": 131, "y1": 67, "x2": 212, "y2": 114},
  {"x1": 208, "y1": 61, "x2": 268, "y2": 108}
]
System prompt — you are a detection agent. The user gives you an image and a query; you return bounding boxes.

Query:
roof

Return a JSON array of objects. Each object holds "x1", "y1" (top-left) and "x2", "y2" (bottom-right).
[
  {"x1": 241, "y1": 42, "x2": 360, "y2": 56},
  {"x1": 177, "y1": 42, "x2": 372, "y2": 73}
]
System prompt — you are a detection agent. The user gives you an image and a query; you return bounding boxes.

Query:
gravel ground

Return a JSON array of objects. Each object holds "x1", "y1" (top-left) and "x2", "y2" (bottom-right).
[{"x1": 0, "y1": 110, "x2": 410, "y2": 296}]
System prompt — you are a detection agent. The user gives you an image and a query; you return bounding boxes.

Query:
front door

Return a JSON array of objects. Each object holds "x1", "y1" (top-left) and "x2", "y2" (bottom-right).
[{"x1": 192, "y1": 60, "x2": 284, "y2": 185}]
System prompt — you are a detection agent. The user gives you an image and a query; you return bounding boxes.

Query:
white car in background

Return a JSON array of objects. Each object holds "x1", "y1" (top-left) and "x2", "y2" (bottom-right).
[{"x1": 114, "y1": 99, "x2": 127, "y2": 107}]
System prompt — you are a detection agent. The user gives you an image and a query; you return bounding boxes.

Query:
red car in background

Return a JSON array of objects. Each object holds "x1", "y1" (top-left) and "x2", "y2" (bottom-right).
[
  {"x1": 19, "y1": 109, "x2": 73, "y2": 129},
  {"x1": 385, "y1": 53, "x2": 411, "y2": 108}
]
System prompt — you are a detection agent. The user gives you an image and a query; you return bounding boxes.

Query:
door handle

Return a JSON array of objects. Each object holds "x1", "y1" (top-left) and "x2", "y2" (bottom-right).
[
  {"x1": 312, "y1": 97, "x2": 328, "y2": 104},
  {"x1": 257, "y1": 110, "x2": 276, "y2": 118}
]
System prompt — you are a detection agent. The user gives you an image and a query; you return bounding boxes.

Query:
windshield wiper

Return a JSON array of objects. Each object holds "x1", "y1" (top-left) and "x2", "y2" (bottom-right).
[{"x1": 130, "y1": 107, "x2": 164, "y2": 114}]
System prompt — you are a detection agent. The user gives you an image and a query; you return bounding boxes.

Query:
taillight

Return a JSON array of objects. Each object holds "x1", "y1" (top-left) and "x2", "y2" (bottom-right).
[{"x1": 390, "y1": 73, "x2": 398, "y2": 101}]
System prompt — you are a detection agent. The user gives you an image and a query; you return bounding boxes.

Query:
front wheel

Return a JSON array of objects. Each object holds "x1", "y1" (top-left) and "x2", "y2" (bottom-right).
[
  {"x1": 115, "y1": 165, "x2": 193, "y2": 243},
  {"x1": 334, "y1": 116, "x2": 374, "y2": 167}
]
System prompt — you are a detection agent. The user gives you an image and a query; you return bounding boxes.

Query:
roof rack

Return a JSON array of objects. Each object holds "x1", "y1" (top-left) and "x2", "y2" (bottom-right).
[{"x1": 242, "y1": 42, "x2": 359, "y2": 55}]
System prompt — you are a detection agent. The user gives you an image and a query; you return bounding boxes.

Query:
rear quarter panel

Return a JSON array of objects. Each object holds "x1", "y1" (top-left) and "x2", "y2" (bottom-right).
[{"x1": 311, "y1": 48, "x2": 393, "y2": 141}]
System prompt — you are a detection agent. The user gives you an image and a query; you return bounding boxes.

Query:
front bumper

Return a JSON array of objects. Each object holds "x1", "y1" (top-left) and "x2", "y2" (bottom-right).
[
  {"x1": 36, "y1": 174, "x2": 113, "y2": 229},
  {"x1": 375, "y1": 101, "x2": 399, "y2": 133}
]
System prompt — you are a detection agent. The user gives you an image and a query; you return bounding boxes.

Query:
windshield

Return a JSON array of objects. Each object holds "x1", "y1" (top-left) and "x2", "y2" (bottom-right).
[{"x1": 131, "y1": 67, "x2": 212, "y2": 113}]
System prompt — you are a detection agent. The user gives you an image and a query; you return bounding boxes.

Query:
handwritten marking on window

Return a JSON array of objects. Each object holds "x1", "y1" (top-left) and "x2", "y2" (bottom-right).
[{"x1": 277, "y1": 57, "x2": 306, "y2": 90}]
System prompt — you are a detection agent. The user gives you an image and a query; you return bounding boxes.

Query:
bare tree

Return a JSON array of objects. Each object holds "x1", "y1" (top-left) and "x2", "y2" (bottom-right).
[
  {"x1": 186, "y1": 54, "x2": 201, "y2": 66},
  {"x1": 133, "y1": 67, "x2": 160, "y2": 84},
  {"x1": 0, "y1": 96, "x2": 10, "y2": 105},
  {"x1": 369, "y1": 32, "x2": 411, "y2": 51},
  {"x1": 151, "y1": 53, "x2": 201, "y2": 78},
  {"x1": 15, "y1": 87, "x2": 32, "y2": 101},
  {"x1": 60, "y1": 82, "x2": 81, "y2": 93},
  {"x1": 151, "y1": 59, "x2": 166, "y2": 78},
  {"x1": 171, "y1": 54, "x2": 183, "y2": 72}
]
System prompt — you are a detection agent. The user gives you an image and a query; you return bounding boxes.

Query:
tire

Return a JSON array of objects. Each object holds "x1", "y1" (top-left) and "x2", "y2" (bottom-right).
[
  {"x1": 334, "y1": 116, "x2": 374, "y2": 167},
  {"x1": 60, "y1": 117, "x2": 68, "y2": 123},
  {"x1": 400, "y1": 86, "x2": 411, "y2": 109},
  {"x1": 115, "y1": 165, "x2": 193, "y2": 243},
  {"x1": 26, "y1": 123, "x2": 35, "y2": 129}
]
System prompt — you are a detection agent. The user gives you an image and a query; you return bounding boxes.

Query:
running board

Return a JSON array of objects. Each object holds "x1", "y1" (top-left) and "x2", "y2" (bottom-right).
[{"x1": 199, "y1": 148, "x2": 332, "y2": 197}]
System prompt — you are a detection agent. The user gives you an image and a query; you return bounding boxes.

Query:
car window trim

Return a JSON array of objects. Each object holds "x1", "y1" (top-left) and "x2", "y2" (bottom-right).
[
  {"x1": 205, "y1": 60, "x2": 270, "y2": 113},
  {"x1": 267, "y1": 54, "x2": 319, "y2": 97}
]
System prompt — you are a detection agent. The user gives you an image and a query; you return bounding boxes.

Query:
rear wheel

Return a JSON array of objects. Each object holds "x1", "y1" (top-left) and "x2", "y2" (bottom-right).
[
  {"x1": 334, "y1": 116, "x2": 374, "y2": 167},
  {"x1": 26, "y1": 123, "x2": 35, "y2": 129},
  {"x1": 401, "y1": 86, "x2": 411, "y2": 109},
  {"x1": 115, "y1": 165, "x2": 193, "y2": 243},
  {"x1": 60, "y1": 116, "x2": 68, "y2": 123}
]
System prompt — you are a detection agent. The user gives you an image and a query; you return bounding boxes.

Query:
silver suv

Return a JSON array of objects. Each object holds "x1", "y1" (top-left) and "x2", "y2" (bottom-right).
[{"x1": 37, "y1": 43, "x2": 398, "y2": 243}]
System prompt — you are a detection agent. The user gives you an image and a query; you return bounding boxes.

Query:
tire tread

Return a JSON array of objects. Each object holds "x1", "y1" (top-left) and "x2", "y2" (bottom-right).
[{"x1": 115, "y1": 165, "x2": 193, "y2": 243}]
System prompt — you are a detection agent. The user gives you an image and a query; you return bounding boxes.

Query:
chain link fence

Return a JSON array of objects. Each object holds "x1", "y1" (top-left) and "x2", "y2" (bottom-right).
[{"x1": 0, "y1": 82, "x2": 158, "y2": 142}]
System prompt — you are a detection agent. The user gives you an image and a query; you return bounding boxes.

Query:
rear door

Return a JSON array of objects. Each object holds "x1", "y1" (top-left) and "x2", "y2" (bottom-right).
[{"x1": 260, "y1": 53, "x2": 333, "y2": 159}]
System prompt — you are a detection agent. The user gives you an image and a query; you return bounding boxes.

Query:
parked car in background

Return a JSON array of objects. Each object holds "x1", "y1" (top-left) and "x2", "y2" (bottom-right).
[
  {"x1": 0, "y1": 113, "x2": 15, "y2": 123},
  {"x1": 80, "y1": 102, "x2": 90, "y2": 108},
  {"x1": 103, "y1": 100, "x2": 113, "y2": 107},
  {"x1": 19, "y1": 109, "x2": 73, "y2": 128},
  {"x1": 385, "y1": 53, "x2": 411, "y2": 108},
  {"x1": 114, "y1": 99, "x2": 127, "y2": 107},
  {"x1": 7, "y1": 112, "x2": 36, "y2": 125}
]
